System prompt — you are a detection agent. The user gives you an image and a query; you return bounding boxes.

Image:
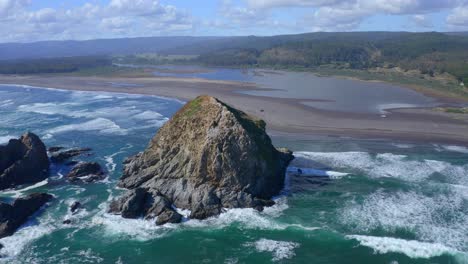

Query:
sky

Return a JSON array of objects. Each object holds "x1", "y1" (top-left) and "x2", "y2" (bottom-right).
[{"x1": 0, "y1": 0, "x2": 467, "y2": 43}]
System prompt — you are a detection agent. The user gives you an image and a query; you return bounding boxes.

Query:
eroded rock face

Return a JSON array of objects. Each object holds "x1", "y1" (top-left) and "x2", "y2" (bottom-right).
[
  {"x1": 66, "y1": 162, "x2": 105, "y2": 183},
  {"x1": 110, "y1": 95, "x2": 293, "y2": 222},
  {"x1": 0, "y1": 132, "x2": 50, "y2": 190},
  {"x1": 0, "y1": 193, "x2": 53, "y2": 238}
]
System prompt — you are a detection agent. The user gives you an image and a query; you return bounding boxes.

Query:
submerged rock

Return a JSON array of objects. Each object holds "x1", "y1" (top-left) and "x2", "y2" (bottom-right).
[
  {"x1": 110, "y1": 95, "x2": 293, "y2": 222},
  {"x1": 47, "y1": 146, "x2": 64, "y2": 153},
  {"x1": 70, "y1": 201, "x2": 82, "y2": 214},
  {"x1": 0, "y1": 132, "x2": 50, "y2": 190},
  {"x1": 66, "y1": 162, "x2": 105, "y2": 183},
  {"x1": 0, "y1": 193, "x2": 53, "y2": 238},
  {"x1": 50, "y1": 148, "x2": 92, "y2": 163}
]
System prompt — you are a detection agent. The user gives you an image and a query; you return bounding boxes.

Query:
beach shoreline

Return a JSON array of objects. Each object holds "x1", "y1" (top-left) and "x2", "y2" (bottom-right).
[{"x1": 1, "y1": 74, "x2": 468, "y2": 146}]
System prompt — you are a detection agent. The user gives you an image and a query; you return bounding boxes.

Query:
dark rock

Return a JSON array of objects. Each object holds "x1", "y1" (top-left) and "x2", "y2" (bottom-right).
[
  {"x1": 0, "y1": 132, "x2": 50, "y2": 190},
  {"x1": 0, "y1": 243, "x2": 3, "y2": 250},
  {"x1": 47, "y1": 146, "x2": 64, "y2": 153},
  {"x1": 70, "y1": 201, "x2": 81, "y2": 214},
  {"x1": 62, "y1": 219, "x2": 72, "y2": 225},
  {"x1": 50, "y1": 148, "x2": 92, "y2": 163},
  {"x1": 65, "y1": 161, "x2": 79, "y2": 166},
  {"x1": 66, "y1": 162, "x2": 104, "y2": 183},
  {"x1": 109, "y1": 188, "x2": 147, "y2": 218},
  {"x1": 0, "y1": 193, "x2": 53, "y2": 238},
  {"x1": 111, "y1": 96, "x2": 294, "y2": 221},
  {"x1": 155, "y1": 208, "x2": 182, "y2": 225}
]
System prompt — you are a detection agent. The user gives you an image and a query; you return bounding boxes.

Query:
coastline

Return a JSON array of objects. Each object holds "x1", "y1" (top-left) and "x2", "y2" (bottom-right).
[{"x1": 1, "y1": 74, "x2": 468, "y2": 146}]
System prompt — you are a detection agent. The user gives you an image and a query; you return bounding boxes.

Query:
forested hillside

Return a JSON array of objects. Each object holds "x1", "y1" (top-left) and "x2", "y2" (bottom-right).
[{"x1": 195, "y1": 32, "x2": 468, "y2": 83}]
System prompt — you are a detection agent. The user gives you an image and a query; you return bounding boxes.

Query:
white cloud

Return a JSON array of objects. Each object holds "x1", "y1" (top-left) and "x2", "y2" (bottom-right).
[
  {"x1": 0, "y1": 0, "x2": 194, "y2": 42},
  {"x1": 0, "y1": 0, "x2": 29, "y2": 17},
  {"x1": 447, "y1": 6, "x2": 468, "y2": 29},
  {"x1": 234, "y1": 0, "x2": 467, "y2": 32},
  {"x1": 411, "y1": 14, "x2": 433, "y2": 28}
]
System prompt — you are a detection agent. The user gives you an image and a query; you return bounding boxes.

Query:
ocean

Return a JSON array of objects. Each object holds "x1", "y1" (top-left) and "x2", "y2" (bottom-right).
[{"x1": 0, "y1": 84, "x2": 467, "y2": 264}]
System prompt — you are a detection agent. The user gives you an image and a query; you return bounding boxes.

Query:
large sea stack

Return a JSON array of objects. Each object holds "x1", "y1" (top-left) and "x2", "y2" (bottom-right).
[
  {"x1": 0, "y1": 132, "x2": 50, "y2": 190},
  {"x1": 110, "y1": 95, "x2": 293, "y2": 224}
]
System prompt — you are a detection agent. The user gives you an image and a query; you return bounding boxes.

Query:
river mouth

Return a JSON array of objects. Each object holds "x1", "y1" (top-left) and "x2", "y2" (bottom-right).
[
  {"x1": 147, "y1": 65, "x2": 444, "y2": 114},
  {"x1": 0, "y1": 84, "x2": 467, "y2": 263}
]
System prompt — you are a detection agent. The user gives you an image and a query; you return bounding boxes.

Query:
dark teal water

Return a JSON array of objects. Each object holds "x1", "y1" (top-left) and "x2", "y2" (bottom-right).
[{"x1": 0, "y1": 85, "x2": 467, "y2": 264}]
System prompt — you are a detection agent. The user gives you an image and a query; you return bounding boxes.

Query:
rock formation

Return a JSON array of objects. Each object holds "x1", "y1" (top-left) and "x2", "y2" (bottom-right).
[
  {"x1": 110, "y1": 95, "x2": 293, "y2": 224},
  {"x1": 66, "y1": 162, "x2": 105, "y2": 183},
  {"x1": 0, "y1": 193, "x2": 53, "y2": 238},
  {"x1": 0, "y1": 132, "x2": 50, "y2": 190},
  {"x1": 50, "y1": 148, "x2": 92, "y2": 163}
]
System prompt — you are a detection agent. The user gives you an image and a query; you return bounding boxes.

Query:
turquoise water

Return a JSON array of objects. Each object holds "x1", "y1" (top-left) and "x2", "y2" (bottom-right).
[{"x1": 0, "y1": 84, "x2": 467, "y2": 264}]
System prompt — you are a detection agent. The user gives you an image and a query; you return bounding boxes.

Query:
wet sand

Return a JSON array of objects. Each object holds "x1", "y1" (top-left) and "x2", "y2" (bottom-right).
[{"x1": 1, "y1": 74, "x2": 468, "y2": 145}]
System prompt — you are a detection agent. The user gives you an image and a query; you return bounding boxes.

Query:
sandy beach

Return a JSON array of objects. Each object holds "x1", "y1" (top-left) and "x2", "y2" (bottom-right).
[{"x1": 1, "y1": 74, "x2": 467, "y2": 145}]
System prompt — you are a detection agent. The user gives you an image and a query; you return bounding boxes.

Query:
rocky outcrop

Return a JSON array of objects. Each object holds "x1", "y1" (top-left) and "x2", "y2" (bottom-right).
[
  {"x1": 0, "y1": 193, "x2": 53, "y2": 238},
  {"x1": 66, "y1": 162, "x2": 105, "y2": 183},
  {"x1": 70, "y1": 201, "x2": 82, "y2": 214},
  {"x1": 110, "y1": 95, "x2": 293, "y2": 223},
  {"x1": 0, "y1": 133, "x2": 50, "y2": 190},
  {"x1": 50, "y1": 148, "x2": 92, "y2": 163}
]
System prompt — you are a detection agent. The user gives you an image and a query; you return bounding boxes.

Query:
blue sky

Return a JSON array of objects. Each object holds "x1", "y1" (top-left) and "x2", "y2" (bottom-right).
[{"x1": 0, "y1": 0, "x2": 467, "y2": 42}]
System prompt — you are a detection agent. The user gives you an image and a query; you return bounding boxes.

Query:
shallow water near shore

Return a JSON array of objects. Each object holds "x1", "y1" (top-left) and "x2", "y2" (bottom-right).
[
  {"x1": 0, "y1": 84, "x2": 467, "y2": 264},
  {"x1": 151, "y1": 65, "x2": 442, "y2": 114}
]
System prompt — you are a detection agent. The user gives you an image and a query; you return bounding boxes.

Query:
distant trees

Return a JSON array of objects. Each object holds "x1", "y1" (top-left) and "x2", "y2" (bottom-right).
[
  {"x1": 0, "y1": 56, "x2": 111, "y2": 74},
  {"x1": 193, "y1": 32, "x2": 468, "y2": 83}
]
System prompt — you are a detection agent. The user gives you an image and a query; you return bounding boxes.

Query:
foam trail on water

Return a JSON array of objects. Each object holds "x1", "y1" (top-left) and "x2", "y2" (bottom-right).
[
  {"x1": 245, "y1": 238, "x2": 300, "y2": 261},
  {"x1": 294, "y1": 151, "x2": 468, "y2": 183},
  {"x1": 1, "y1": 179, "x2": 49, "y2": 198},
  {"x1": 340, "y1": 189, "x2": 468, "y2": 252},
  {"x1": 0, "y1": 221, "x2": 55, "y2": 260},
  {"x1": 48, "y1": 118, "x2": 127, "y2": 135},
  {"x1": 441, "y1": 145, "x2": 468, "y2": 154},
  {"x1": 347, "y1": 235, "x2": 461, "y2": 259},
  {"x1": 287, "y1": 166, "x2": 349, "y2": 179}
]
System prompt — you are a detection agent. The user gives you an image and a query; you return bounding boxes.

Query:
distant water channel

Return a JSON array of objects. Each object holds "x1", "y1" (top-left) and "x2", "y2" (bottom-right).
[{"x1": 151, "y1": 65, "x2": 440, "y2": 114}]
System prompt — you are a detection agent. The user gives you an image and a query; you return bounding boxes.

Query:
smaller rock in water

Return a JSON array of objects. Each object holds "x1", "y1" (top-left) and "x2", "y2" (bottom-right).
[
  {"x1": 67, "y1": 162, "x2": 105, "y2": 183},
  {"x1": 47, "y1": 146, "x2": 64, "y2": 153},
  {"x1": 62, "y1": 219, "x2": 72, "y2": 225},
  {"x1": 50, "y1": 148, "x2": 92, "y2": 163},
  {"x1": 0, "y1": 193, "x2": 53, "y2": 238},
  {"x1": 155, "y1": 208, "x2": 182, "y2": 225},
  {"x1": 70, "y1": 201, "x2": 81, "y2": 214},
  {"x1": 109, "y1": 188, "x2": 182, "y2": 225}
]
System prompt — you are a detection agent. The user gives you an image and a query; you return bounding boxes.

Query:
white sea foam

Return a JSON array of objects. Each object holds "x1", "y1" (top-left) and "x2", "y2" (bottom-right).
[
  {"x1": 287, "y1": 166, "x2": 349, "y2": 179},
  {"x1": 93, "y1": 196, "x2": 316, "y2": 242},
  {"x1": 294, "y1": 151, "x2": 468, "y2": 182},
  {"x1": 18, "y1": 102, "x2": 85, "y2": 117},
  {"x1": 133, "y1": 110, "x2": 165, "y2": 120},
  {"x1": 1, "y1": 179, "x2": 48, "y2": 198},
  {"x1": 48, "y1": 118, "x2": 128, "y2": 135},
  {"x1": 0, "y1": 221, "x2": 54, "y2": 259},
  {"x1": 0, "y1": 99, "x2": 13, "y2": 107},
  {"x1": 340, "y1": 190, "x2": 468, "y2": 252},
  {"x1": 391, "y1": 143, "x2": 414, "y2": 149},
  {"x1": 347, "y1": 235, "x2": 459, "y2": 259},
  {"x1": 441, "y1": 145, "x2": 468, "y2": 154},
  {"x1": 91, "y1": 213, "x2": 170, "y2": 241},
  {"x1": 0, "y1": 135, "x2": 14, "y2": 145},
  {"x1": 246, "y1": 239, "x2": 300, "y2": 261}
]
